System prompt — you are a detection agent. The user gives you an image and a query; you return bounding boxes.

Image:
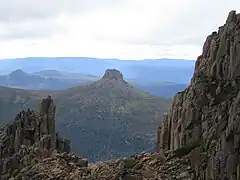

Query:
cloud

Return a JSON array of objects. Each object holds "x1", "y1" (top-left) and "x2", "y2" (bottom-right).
[
  {"x1": 0, "y1": 0, "x2": 127, "y2": 22},
  {"x1": 0, "y1": 18, "x2": 61, "y2": 40},
  {"x1": 0, "y1": 0, "x2": 239, "y2": 59}
]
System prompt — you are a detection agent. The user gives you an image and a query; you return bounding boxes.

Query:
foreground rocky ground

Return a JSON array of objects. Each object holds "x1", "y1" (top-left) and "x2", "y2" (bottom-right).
[{"x1": 8, "y1": 152, "x2": 194, "y2": 180}]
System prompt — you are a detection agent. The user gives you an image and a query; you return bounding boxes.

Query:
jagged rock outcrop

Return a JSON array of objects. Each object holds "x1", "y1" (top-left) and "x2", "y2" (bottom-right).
[
  {"x1": 157, "y1": 10, "x2": 240, "y2": 180},
  {"x1": 0, "y1": 96, "x2": 81, "y2": 179}
]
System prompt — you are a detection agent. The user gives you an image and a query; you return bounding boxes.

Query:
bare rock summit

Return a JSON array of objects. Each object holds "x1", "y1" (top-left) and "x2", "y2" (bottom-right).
[
  {"x1": 91, "y1": 69, "x2": 131, "y2": 89},
  {"x1": 102, "y1": 69, "x2": 124, "y2": 81}
]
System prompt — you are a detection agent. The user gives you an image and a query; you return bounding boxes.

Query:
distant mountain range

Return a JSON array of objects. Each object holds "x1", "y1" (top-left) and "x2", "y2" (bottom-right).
[
  {"x1": 0, "y1": 57, "x2": 195, "y2": 84},
  {"x1": 0, "y1": 69, "x2": 76, "y2": 90},
  {"x1": 0, "y1": 69, "x2": 187, "y2": 97},
  {"x1": 0, "y1": 69, "x2": 171, "y2": 162}
]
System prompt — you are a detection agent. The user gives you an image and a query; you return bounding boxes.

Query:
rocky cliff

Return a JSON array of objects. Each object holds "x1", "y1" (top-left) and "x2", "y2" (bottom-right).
[
  {"x1": 157, "y1": 10, "x2": 240, "y2": 179},
  {"x1": 0, "y1": 96, "x2": 87, "y2": 179}
]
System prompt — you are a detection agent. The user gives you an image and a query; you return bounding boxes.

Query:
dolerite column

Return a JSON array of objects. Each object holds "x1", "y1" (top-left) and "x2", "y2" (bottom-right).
[
  {"x1": 46, "y1": 96, "x2": 56, "y2": 153},
  {"x1": 13, "y1": 113, "x2": 22, "y2": 153},
  {"x1": 156, "y1": 125, "x2": 161, "y2": 153},
  {"x1": 38, "y1": 96, "x2": 56, "y2": 153}
]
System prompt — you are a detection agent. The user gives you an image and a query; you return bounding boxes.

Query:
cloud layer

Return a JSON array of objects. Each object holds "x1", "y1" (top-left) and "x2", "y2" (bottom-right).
[{"x1": 0, "y1": 0, "x2": 239, "y2": 59}]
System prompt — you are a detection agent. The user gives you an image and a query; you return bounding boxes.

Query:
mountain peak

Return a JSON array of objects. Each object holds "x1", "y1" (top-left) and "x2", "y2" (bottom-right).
[
  {"x1": 102, "y1": 69, "x2": 123, "y2": 81},
  {"x1": 92, "y1": 69, "x2": 129, "y2": 88},
  {"x1": 9, "y1": 69, "x2": 27, "y2": 77}
]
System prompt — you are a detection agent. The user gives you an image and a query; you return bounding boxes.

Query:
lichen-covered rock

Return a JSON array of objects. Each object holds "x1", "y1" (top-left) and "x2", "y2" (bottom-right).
[{"x1": 157, "y1": 10, "x2": 240, "y2": 180}]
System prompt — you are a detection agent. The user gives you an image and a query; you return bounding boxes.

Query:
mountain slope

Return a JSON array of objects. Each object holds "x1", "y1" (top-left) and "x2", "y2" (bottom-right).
[
  {"x1": 0, "y1": 69, "x2": 171, "y2": 162},
  {"x1": 0, "y1": 86, "x2": 41, "y2": 124},
  {"x1": 54, "y1": 69, "x2": 171, "y2": 161}
]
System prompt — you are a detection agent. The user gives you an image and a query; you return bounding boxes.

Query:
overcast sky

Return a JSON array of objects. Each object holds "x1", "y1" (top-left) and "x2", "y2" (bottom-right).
[{"x1": 0, "y1": 0, "x2": 239, "y2": 60}]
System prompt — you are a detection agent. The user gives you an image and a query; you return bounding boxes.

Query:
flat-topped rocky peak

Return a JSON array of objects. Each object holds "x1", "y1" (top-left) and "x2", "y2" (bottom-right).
[
  {"x1": 92, "y1": 69, "x2": 130, "y2": 88},
  {"x1": 102, "y1": 69, "x2": 124, "y2": 81}
]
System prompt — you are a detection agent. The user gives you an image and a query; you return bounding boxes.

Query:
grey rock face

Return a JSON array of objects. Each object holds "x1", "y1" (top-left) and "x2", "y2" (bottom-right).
[{"x1": 157, "y1": 10, "x2": 240, "y2": 180}]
